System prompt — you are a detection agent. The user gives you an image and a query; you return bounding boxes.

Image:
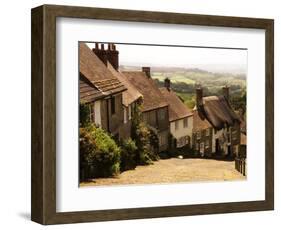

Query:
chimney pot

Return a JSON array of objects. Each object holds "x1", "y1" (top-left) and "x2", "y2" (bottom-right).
[
  {"x1": 142, "y1": 67, "x2": 151, "y2": 78},
  {"x1": 93, "y1": 43, "x2": 107, "y2": 66},
  {"x1": 196, "y1": 87, "x2": 203, "y2": 107},
  {"x1": 107, "y1": 43, "x2": 119, "y2": 70},
  {"x1": 222, "y1": 86, "x2": 230, "y2": 101},
  {"x1": 164, "y1": 78, "x2": 171, "y2": 91}
]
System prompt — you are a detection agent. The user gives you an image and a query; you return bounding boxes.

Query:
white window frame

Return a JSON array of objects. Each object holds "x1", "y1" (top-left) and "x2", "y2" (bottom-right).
[{"x1": 89, "y1": 103, "x2": 95, "y2": 123}]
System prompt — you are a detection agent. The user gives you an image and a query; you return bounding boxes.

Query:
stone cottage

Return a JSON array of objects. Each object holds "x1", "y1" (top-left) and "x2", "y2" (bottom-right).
[
  {"x1": 79, "y1": 42, "x2": 127, "y2": 140},
  {"x1": 122, "y1": 67, "x2": 170, "y2": 152},
  {"x1": 105, "y1": 44, "x2": 143, "y2": 140},
  {"x1": 193, "y1": 86, "x2": 241, "y2": 157},
  {"x1": 159, "y1": 78, "x2": 193, "y2": 149}
]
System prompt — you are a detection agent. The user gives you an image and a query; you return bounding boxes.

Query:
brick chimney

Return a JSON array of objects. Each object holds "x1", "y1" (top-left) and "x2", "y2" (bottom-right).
[
  {"x1": 107, "y1": 43, "x2": 119, "y2": 70},
  {"x1": 196, "y1": 87, "x2": 205, "y2": 118},
  {"x1": 142, "y1": 67, "x2": 151, "y2": 78},
  {"x1": 92, "y1": 43, "x2": 108, "y2": 66},
  {"x1": 196, "y1": 87, "x2": 203, "y2": 108},
  {"x1": 222, "y1": 85, "x2": 230, "y2": 101},
  {"x1": 164, "y1": 78, "x2": 171, "y2": 91}
]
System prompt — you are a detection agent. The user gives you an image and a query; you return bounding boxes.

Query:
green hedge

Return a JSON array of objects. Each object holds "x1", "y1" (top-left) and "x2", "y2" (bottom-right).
[{"x1": 80, "y1": 125, "x2": 121, "y2": 180}]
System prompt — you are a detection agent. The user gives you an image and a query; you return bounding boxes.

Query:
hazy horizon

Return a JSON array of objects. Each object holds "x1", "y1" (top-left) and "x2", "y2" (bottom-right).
[{"x1": 86, "y1": 43, "x2": 247, "y2": 75}]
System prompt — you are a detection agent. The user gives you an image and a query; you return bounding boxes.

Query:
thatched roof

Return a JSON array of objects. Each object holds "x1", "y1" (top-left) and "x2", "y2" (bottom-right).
[
  {"x1": 193, "y1": 109, "x2": 212, "y2": 132},
  {"x1": 122, "y1": 71, "x2": 168, "y2": 111},
  {"x1": 79, "y1": 43, "x2": 126, "y2": 102},
  {"x1": 159, "y1": 87, "x2": 192, "y2": 122},
  {"x1": 107, "y1": 63, "x2": 143, "y2": 107},
  {"x1": 201, "y1": 96, "x2": 240, "y2": 130}
]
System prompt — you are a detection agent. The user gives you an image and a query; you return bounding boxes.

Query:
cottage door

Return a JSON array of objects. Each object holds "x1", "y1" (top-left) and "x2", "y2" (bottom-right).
[{"x1": 215, "y1": 139, "x2": 220, "y2": 153}]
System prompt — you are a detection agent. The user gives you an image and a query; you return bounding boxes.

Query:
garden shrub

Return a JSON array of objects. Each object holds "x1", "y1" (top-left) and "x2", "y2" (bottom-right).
[
  {"x1": 79, "y1": 102, "x2": 91, "y2": 127},
  {"x1": 147, "y1": 126, "x2": 160, "y2": 161},
  {"x1": 79, "y1": 125, "x2": 121, "y2": 179},
  {"x1": 131, "y1": 109, "x2": 152, "y2": 165},
  {"x1": 133, "y1": 122, "x2": 152, "y2": 165},
  {"x1": 120, "y1": 138, "x2": 138, "y2": 171}
]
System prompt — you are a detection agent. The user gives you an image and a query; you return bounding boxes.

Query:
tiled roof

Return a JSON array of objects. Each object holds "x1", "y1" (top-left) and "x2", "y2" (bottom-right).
[
  {"x1": 122, "y1": 71, "x2": 168, "y2": 111},
  {"x1": 80, "y1": 74, "x2": 104, "y2": 103},
  {"x1": 107, "y1": 63, "x2": 143, "y2": 107},
  {"x1": 159, "y1": 87, "x2": 192, "y2": 122},
  {"x1": 79, "y1": 43, "x2": 126, "y2": 102}
]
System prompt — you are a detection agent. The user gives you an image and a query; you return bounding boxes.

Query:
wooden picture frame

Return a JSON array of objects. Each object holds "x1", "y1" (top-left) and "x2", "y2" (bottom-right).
[{"x1": 31, "y1": 4, "x2": 274, "y2": 225}]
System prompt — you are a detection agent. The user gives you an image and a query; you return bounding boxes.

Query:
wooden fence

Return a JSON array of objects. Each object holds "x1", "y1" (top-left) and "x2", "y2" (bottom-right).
[{"x1": 235, "y1": 157, "x2": 246, "y2": 176}]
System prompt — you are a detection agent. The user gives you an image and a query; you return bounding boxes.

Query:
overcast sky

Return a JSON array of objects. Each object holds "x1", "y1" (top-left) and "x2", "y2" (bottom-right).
[{"x1": 87, "y1": 43, "x2": 247, "y2": 74}]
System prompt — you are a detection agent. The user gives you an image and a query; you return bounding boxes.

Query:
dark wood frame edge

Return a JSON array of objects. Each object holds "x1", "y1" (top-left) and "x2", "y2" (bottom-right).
[{"x1": 31, "y1": 4, "x2": 274, "y2": 225}]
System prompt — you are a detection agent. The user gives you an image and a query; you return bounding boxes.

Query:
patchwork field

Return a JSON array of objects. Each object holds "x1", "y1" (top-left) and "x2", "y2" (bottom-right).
[
  {"x1": 152, "y1": 73, "x2": 195, "y2": 84},
  {"x1": 80, "y1": 158, "x2": 245, "y2": 187}
]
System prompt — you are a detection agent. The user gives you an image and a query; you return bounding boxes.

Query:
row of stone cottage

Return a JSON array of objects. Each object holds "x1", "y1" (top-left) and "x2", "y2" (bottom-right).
[{"x1": 80, "y1": 42, "x2": 245, "y2": 157}]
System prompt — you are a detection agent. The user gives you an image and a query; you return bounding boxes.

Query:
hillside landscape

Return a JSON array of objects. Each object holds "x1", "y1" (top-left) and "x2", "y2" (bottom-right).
[{"x1": 121, "y1": 65, "x2": 247, "y2": 111}]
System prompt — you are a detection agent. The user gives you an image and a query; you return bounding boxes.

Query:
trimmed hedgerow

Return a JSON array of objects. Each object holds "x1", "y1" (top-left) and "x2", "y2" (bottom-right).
[{"x1": 79, "y1": 125, "x2": 121, "y2": 180}]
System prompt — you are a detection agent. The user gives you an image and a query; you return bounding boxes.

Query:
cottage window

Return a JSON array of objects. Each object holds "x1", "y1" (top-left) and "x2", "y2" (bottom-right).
[
  {"x1": 183, "y1": 117, "x2": 188, "y2": 128},
  {"x1": 111, "y1": 96, "x2": 115, "y2": 115},
  {"x1": 205, "y1": 139, "x2": 210, "y2": 148},
  {"x1": 175, "y1": 120, "x2": 179, "y2": 130},
  {"x1": 232, "y1": 130, "x2": 237, "y2": 140},
  {"x1": 177, "y1": 136, "x2": 188, "y2": 148},
  {"x1": 197, "y1": 131, "x2": 201, "y2": 139},
  {"x1": 143, "y1": 111, "x2": 156, "y2": 126},
  {"x1": 159, "y1": 108, "x2": 166, "y2": 121},
  {"x1": 158, "y1": 133, "x2": 167, "y2": 147},
  {"x1": 205, "y1": 128, "x2": 210, "y2": 136},
  {"x1": 90, "y1": 104, "x2": 95, "y2": 123}
]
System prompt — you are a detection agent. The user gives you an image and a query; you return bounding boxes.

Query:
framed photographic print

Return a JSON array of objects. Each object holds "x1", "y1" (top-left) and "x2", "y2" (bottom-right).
[{"x1": 31, "y1": 4, "x2": 274, "y2": 225}]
